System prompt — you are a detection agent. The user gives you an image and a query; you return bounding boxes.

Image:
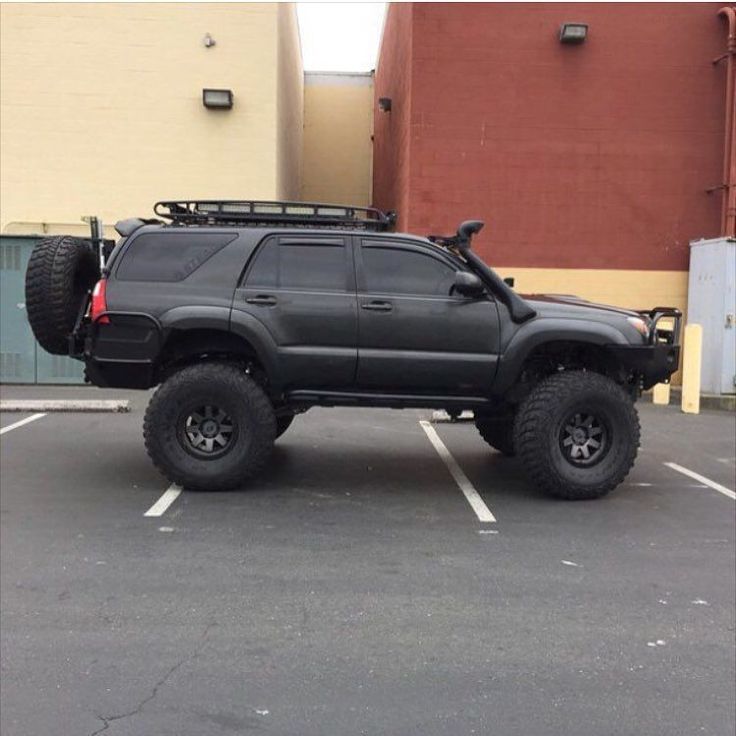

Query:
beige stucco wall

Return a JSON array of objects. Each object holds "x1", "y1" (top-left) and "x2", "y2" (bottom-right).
[
  {"x1": 0, "y1": 2, "x2": 302, "y2": 233},
  {"x1": 301, "y1": 72, "x2": 374, "y2": 206},
  {"x1": 275, "y1": 3, "x2": 303, "y2": 200}
]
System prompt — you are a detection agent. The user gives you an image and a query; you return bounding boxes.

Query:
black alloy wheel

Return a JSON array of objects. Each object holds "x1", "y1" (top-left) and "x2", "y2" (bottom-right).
[
  {"x1": 559, "y1": 412, "x2": 609, "y2": 467},
  {"x1": 144, "y1": 362, "x2": 277, "y2": 491},
  {"x1": 179, "y1": 405, "x2": 237, "y2": 459}
]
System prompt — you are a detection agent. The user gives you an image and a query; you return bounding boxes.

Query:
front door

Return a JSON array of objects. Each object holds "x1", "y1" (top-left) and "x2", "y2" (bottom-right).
[
  {"x1": 355, "y1": 239, "x2": 501, "y2": 393},
  {"x1": 233, "y1": 234, "x2": 357, "y2": 389}
]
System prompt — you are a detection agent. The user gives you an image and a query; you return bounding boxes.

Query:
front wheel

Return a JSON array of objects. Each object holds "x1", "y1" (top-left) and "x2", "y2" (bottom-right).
[
  {"x1": 143, "y1": 362, "x2": 276, "y2": 491},
  {"x1": 513, "y1": 371, "x2": 640, "y2": 500}
]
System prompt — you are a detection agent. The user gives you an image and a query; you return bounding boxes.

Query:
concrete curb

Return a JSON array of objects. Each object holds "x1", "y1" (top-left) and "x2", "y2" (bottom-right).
[{"x1": 0, "y1": 400, "x2": 130, "y2": 413}]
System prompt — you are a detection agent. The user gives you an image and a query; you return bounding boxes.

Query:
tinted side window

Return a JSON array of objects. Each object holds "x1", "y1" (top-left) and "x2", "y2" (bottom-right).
[
  {"x1": 116, "y1": 232, "x2": 237, "y2": 282},
  {"x1": 246, "y1": 239, "x2": 348, "y2": 292},
  {"x1": 362, "y1": 246, "x2": 456, "y2": 296}
]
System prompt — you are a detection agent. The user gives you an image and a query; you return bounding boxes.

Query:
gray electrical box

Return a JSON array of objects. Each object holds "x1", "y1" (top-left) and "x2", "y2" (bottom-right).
[{"x1": 687, "y1": 237, "x2": 736, "y2": 395}]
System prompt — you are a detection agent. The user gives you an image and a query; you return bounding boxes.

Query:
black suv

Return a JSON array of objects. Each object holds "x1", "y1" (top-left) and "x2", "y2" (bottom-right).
[{"x1": 25, "y1": 200, "x2": 681, "y2": 499}]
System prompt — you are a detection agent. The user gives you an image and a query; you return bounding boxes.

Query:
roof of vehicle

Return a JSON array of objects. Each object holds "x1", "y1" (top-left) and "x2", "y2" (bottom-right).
[
  {"x1": 115, "y1": 199, "x2": 485, "y2": 256},
  {"x1": 116, "y1": 198, "x2": 444, "y2": 251},
  {"x1": 156, "y1": 225, "x2": 437, "y2": 247}
]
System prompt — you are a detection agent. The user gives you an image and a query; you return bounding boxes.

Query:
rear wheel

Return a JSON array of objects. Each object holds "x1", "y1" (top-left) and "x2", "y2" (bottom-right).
[
  {"x1": 513, "y1": 370, "x2": 640, "y2": 500},
  {"x1": 475, "y1": 416, "x2": 515, "y2": 456},
  {"x1": 143, "y1": 362, "x2": 276, "y2": 491},
  {"x1": 275, "y1": 413, "x2": 295, "y2": 439}
]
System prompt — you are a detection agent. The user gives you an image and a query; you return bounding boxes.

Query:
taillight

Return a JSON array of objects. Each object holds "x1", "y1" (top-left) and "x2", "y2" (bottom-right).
[{"x1": 90, "y1": 278, "x2": 110, "y2": 324}]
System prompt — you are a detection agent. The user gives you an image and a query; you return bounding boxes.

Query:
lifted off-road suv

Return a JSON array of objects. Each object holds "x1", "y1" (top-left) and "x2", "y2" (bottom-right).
[{"x1": 25, "y1": 200, "x2": 681, "y2": 499}]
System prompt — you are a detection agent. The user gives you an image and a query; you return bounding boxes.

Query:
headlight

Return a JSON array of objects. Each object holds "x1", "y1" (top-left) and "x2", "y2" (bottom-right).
[{"x1": 626, "y1": 316, "x2": 650, "y2": 339}]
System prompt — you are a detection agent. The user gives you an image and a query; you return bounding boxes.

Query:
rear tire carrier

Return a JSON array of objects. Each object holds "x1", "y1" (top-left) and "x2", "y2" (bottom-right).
[{"x1": 25, "y1": 236, "x2": 99, "y2": 355}]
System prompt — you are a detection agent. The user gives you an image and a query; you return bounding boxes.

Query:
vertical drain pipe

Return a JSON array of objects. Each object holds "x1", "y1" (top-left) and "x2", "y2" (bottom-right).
[{"x1": 717, "y1": 7, "x2": 736, "y2": 237}]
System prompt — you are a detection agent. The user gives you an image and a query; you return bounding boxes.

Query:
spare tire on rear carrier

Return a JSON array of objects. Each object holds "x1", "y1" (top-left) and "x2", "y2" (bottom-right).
[{"x1": 24, "y1": 235, "x2": 99, "y2": 355}]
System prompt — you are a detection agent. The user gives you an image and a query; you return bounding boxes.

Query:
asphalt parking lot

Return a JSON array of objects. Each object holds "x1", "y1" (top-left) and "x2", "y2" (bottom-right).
[{"x1": 1, "y1": 388, "x2": 734, "y2": 736}]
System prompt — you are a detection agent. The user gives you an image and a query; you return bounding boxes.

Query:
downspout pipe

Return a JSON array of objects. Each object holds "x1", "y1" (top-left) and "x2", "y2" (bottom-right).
[{"x1": 717, "y1": 6, "x2": 736, "y2": 237}]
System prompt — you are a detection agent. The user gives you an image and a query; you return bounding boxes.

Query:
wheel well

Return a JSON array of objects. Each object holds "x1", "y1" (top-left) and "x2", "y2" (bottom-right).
[
  {"x1": 507, "y1": 340, "x2": 630, "y2": 404},
  {"x1": 523, "y1": 340, "x2": 622, "y2": 375},
  {"x1": 156, "y1": 328, "x2": 264, "y2": 380}
]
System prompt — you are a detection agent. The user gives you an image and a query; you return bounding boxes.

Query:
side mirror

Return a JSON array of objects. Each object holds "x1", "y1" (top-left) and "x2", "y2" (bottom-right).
[{"x1": 453, "y1": 271, "x2": 485, "y2": 297}]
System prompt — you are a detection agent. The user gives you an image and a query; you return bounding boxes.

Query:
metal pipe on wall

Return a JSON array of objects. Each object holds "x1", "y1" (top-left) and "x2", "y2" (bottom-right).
[{"x1": 717, "y1": 6, "x2": 736, "y2": 237}]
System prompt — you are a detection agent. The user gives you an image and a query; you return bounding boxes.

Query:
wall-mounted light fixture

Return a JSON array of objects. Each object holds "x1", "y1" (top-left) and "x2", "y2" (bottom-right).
[
  {"x1": 202, "y1": 88, "x2": 233, "y2": 110},
  {"x1": 378, "y1": 97, "x2": 392, "y2": 113},
  {"x1": 559, "y1": 23, "x2": 588, "y2": 44}
]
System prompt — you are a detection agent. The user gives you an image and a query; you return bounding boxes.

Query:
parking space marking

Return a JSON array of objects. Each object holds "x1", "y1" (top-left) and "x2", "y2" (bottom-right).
[
  {"x1": 664, "y1": 462, "x2": 735, "y2": 500},
  {"x1": 144, "y1": 484, "x2": 182, "y2": 517},
  {"x1": 0, "y1": 413, "x2": 46, "y2": 436},
  {"x1": 419, "y1": 420, "x2": 496, "y2": 522}
]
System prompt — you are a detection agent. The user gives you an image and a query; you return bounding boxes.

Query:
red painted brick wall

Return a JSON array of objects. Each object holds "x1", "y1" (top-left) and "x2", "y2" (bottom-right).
[
  {"x1": 373, "y1": 2, "x2": 728, "y2": 270},
  {"x1": 372, "y1": 3, "x2": 414, "y2": 228}
]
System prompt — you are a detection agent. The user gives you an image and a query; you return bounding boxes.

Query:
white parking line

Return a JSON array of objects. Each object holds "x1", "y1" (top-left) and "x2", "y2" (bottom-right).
[
  {"x1": 419, "y1": 420, "x2": 496, "y2": 522},
  {"x1": 144, "y1": 484, "x2": 182, "y2": 517},
  {"x1": 664, "y1": 462, "x2": 735, "y2": 500},
  {"x1": 0, "y1": 413, "x2": 46, "y2": 436}
]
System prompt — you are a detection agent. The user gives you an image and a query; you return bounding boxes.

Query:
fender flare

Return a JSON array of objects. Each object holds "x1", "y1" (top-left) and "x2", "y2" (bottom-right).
[
  {"x1": 159, "y1": 306, "x2": 282, "y2": 388},
  {"x1": 492, "y1": 318, "x2": 630, "y2": 394},
  {"x1": 229, "y1": 309, "x2": 283, "y2": 387}
]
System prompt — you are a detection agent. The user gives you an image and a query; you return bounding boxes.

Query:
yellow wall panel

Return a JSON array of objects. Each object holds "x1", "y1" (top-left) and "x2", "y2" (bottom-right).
[
  {"x1": 275, "y1": 3, "x2": 303, "y2": 200},
  {"x1": 301, "y1": 73, "x2": 373, "y2": 206},
  {"x1": 495, "y1": 267, "x2": 688, "y2": 383},
  {"x1": 494, "y1": 268, "x2": 688, "y2": 317}
]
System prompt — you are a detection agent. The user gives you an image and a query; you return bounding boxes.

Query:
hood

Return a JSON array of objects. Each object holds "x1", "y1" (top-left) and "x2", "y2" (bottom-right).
[{"x1": 521, "y1": 293, "x2": 642, "y2": 320}]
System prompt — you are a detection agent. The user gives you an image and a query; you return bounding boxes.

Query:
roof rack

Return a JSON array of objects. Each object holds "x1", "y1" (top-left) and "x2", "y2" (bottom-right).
[{"x1": 154, "y1": 200, "x2": 396, "y2": 232}]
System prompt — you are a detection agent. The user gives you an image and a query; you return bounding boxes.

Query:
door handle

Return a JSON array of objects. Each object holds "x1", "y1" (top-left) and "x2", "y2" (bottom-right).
[
  {"x1": 245, "y1": 294, "x2": 277, "y2": 306},
  {"x1": 361, "y1": 300, "x2": 393, "y2": 312}
]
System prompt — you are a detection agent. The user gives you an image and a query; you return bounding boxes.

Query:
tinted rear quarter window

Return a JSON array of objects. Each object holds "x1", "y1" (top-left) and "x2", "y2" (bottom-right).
[{"x1": 116, "y1": 232, "x2": 237, "y2": 282}]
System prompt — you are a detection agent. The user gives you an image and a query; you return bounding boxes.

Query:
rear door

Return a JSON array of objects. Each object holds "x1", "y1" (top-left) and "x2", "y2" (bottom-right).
[
  {"x1": 233, "y1": 234, "x2": 357, "y2": 388},
  {"x1": 355, "y1": 238, "x2": 500, "y2": 392}
]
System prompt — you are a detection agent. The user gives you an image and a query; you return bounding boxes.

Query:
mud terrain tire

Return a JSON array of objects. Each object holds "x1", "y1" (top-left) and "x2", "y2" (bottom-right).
[
  {"x1": 513, "y1": 371, "x2": 640, "y2": 500},
  {"x1": 144, "y1": 362, "x2": 277, "y2": 491},
  {"x1": 25, "y1": 236, "x2": 98, "y2": 355}
]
